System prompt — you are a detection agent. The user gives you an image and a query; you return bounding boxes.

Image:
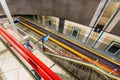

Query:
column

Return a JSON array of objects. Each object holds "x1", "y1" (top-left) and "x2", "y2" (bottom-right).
[
  {"x1": 37, "y1": 15, "x2": 40, "y2": 23},
  {"x1": 0, "y1": 0, "x2": 17, "y2": 31},
  {"x1": 58, "y1": 18, "x2": 65, "y2": 34},
  {"x1": 33, "y1": 15, "x2": 36, "y2": 22},
  {"x1": 42, "y1": 16, "x2": 45, "y2": 25}
]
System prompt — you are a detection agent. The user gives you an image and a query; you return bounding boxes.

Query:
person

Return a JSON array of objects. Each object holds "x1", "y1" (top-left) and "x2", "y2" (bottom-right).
[
  {"x1": 23, "y1": 40, "x2": 33, "y2": 51},
  {"x1": 14, "y1": 19, "x2": 20, "y2": 23},
  {"x1": 41, "y1": 35, "x2": 49, "y2": 51}
]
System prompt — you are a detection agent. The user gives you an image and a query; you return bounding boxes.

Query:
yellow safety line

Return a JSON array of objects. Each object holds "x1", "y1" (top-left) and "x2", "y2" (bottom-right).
[
  {"x1": 45, "y1": 52, "x2": 120, "y2": 80},
  {"x1": 20, "y1": 22, "x2": 93, "y2": 63},
  {"x1": 21, "y1": 17, "x2": 120, "y2": 66}
]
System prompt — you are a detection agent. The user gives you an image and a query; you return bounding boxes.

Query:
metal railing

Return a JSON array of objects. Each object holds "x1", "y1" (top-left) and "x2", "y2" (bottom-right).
[{"x1": 0, "y1": 26, "x2": 61, "y2": 80}]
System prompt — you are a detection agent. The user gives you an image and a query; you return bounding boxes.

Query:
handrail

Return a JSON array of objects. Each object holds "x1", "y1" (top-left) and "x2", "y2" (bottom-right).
[
  {"x1": 0, "y1": 30, "x2": 50, "y2": 80},
  {"x1": 45, "y1": 52, "x2": 120, "y2": 80},
  {"x1": 0, "y1": 26, "x2": 61, "y2": 80},
  {"x1": 44, "y1": 44, "x2": 120, "y2": 79}
]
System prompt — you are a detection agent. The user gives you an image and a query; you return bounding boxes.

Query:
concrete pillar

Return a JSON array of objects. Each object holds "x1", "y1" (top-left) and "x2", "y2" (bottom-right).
[
  {"x1": 92, "y1": 6, "x2": 120, "y2": 48},
  {"x1": 0, "y1": 0, "x2": 17, "y2": 31},
  {"x1": 89, "y1": 0, "x2": 108, "y2": 27},
  {"x1": 33, "y1": 15, "x2": 36, "y2": 22},
  {"x1": 58, "y1": 18, "x2": 65, "y2": 34},
  {"x1": 106, "y1": 9, "x2": 120, "y2": 32},
  {"x1": 37, "y1": 15, "x2": 40, "y2": 23},
  {"x1": 56, "y1": 17, "x2": 59, "y2": 32},
  {"x1": 84, "y1": 0, "x2": 110, "y2": 44},
  {"x1": 42, "y1": 16, "x2": 45, "y2": 25}
]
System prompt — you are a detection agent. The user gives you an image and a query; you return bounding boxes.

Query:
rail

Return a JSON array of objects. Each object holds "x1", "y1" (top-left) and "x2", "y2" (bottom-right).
[{"x1": 0, "y1": 26, "x2": 61, "y2": 80}]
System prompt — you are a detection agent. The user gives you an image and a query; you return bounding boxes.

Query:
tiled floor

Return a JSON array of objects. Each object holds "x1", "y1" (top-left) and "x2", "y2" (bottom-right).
[{"x1": 0, "y1": 40, "x2": 33, "y2": 80}]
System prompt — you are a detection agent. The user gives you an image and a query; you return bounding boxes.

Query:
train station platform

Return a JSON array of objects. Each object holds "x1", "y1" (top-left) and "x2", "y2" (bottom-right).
[
  {"x1": 0, "y1": 26, "x2": 73, "y2": 80},
  {"x1": 0, "y1": 39, "x2": 33, "y2": 80},
  {"x1": 0, "y1": 17, "x2": 120, "y2": 80}
]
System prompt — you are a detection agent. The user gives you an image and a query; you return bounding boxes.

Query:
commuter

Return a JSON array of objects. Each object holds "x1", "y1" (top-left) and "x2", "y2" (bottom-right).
[
  {"x1": 23, "y1": 40, "x2": 33, "y2": 51},
  {"x1": 41, "y1": 35, "x2": 49, "y2": 51},
  {"x1": 42, "y1": 35, "x2": 49, "y2": 43}
]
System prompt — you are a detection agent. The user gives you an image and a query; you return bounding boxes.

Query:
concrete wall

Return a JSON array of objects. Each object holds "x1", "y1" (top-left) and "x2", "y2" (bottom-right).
[
  {"x1": 110, "y1": 20, "x2": 120, "y2": 37},
  {"x1": 98, "y1": 32, "x2": 120, "y2": 51},
  {"x1": 64, "y1": 20, "x2": 90, "y2": 42},
  {"x1": 0, "y1": 0, "x2": 101, "y2": 26}
]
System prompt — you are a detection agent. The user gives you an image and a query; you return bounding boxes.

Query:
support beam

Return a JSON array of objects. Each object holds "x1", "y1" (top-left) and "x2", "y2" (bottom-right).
[
  {"x1": 42, "y1": 16, "x2": 45, "y2": 25},
  {"x1": 0, "y1": 0, "x2": 17, "y2": 31}
]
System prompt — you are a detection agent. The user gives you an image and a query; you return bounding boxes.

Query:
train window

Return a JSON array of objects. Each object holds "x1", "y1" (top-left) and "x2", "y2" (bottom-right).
[
  {"x1": 106, "y1": 43, "x2": 120, "y2": 55},
  {"x1": 71, "y1": 27, "x2": 80, "y2": 38}
]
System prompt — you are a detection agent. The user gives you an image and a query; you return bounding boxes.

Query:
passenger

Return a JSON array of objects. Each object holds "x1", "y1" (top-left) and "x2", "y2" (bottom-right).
[
  {"x1": 23, "y1": 40, "x2": 33, "y2": 51},
  {"x1": 41, "y1": 35, "x2": 49, "y2": 51}
]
